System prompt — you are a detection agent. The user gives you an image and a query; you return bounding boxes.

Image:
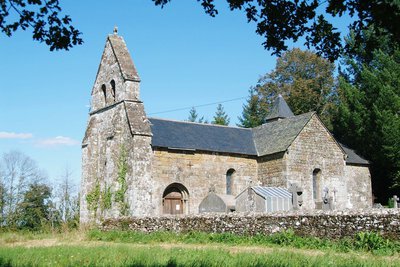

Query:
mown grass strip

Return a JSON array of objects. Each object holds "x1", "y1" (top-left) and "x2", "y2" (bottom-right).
[
  {"x1": 87, "y1": 229, "x2": 400, "y2": 256},
  {"x1": 0, "y1": 243, "x2": 398, "y2": 267}
]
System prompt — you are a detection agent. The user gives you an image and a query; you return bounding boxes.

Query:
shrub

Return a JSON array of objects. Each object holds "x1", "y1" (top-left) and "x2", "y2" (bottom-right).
[{"x1": 354, "y1": 232, "x2": 391, "y2": 252}]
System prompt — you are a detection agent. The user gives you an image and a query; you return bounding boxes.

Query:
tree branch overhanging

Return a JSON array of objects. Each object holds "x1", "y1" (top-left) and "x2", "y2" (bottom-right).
[{"x1": 0, "y1": 0, "x2": 82, "y2": 51}]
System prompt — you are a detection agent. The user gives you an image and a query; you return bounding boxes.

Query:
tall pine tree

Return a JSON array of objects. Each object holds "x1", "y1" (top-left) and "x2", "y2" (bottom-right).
[
  {"x1": 334, "y1": 49, "x2": 400, "y2": 202},
  {"x1": 187, "y1": 107, "x2": 206, "y2": 123},
  {"x1": 237, "y1": 87, "x2": 265, "y2": 128},
  {"x1": 212, "y1": 104, "x2": 230, "y2": 126}
]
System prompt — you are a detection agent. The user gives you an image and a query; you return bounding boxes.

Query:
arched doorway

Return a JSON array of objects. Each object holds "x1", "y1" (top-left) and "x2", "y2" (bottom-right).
[{"x1": 162, "y1": 183, "x2": 189, "y2": 215}]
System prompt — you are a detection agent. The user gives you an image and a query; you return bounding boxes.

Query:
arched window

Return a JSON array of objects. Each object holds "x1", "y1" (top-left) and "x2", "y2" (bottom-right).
[
  {"x1": 101, "y1": 84, "x2": 107, "y2": 105},
  {"x1": 110, "y1": 80, "x2": 116, "y2": 102},
  {"x1": 226, "y1": 169, "x2": 235, "y2": 195},
  {"x1": 313, "y1": 169, "x2": 322, "y2": 201}
]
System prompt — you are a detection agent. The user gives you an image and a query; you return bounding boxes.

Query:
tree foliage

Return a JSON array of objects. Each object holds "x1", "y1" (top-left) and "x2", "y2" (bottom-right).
[
  {"x1": 0, "y1": 0, "x2": 82, "y2": 50},
  {"x1": 334, "y1": 49, "x2": 400, "y2": 200},
  {"x1": 153, "y1": 0, "x2": 400, "y2": 61},
  {"x1": 212, "y1": 104, "x2": 230, "y2": 125},
  {"x1": 0, "y1": 150, "x2": 45, "y2": 226},
  {"x1": 0, "y1": 151, "x2": 80, "y2": 230},
  {"x1": 187, "y1": 107, "x2": 207, "y2": 123},
  {"x1": 237, "y1": 87, "x2": 266, "y2": 128},
  {"x1": 17, "y1": 183, "x2": 51, "y2": 230},
  {"x1": 250, "y1": 48, "x2": 337, "y2": 129}
]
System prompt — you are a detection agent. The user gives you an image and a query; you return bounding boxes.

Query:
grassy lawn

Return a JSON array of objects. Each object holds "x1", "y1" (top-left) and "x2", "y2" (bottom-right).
[{"x1": 0, "y1": 230, "x2": 399, "y2": 266}]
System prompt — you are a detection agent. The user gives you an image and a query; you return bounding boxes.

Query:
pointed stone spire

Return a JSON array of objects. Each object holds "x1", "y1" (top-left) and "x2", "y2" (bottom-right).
[
  {"x1": 90, "y1": 31, "x2": 142, "y2": 112},
  {"x1": 107, "y1": 33, "x2": 140, "y2": 82},
  {"x1": 265, "y1": 94, "x2": 294, "y2": 122}
]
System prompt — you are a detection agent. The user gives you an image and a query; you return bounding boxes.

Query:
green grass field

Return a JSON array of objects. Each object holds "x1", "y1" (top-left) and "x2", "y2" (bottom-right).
[{"x1": 0, "y1": 230, "x2": 399, "y2": 266}]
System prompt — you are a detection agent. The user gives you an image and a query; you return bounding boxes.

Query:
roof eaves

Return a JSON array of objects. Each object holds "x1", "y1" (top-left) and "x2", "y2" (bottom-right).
[
  {"x1": 339, "y1": 142, "x2": 370, "y2": 165},
  {"x1": 152, "y1": 145, "x2": 257, "y2": 157}
]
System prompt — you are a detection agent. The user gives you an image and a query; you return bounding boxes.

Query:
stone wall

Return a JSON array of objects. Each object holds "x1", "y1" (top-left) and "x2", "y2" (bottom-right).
[
  {"x1": 345, "y1": 165, "x2": 373, "y2": 209},
  {"x1": 151, "y1": 149, "x2": 258, "y2": 215},
  {"x1": 81, "y1": 103, "x2": 132, "y2": 223},
  {"x1": 257, "y1": 152, "x2": 285, "y2": 187},
  {"x1": 285, "y1": 115, "x2": 349, "y2": 209},
  {"x1": 101, "y1": 209, "x2": 400, "y2": 240}
]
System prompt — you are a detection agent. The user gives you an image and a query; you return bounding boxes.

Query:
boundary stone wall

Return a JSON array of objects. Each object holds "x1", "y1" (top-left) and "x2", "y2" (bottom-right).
[{"x1": 101, "y1": 209, "x2": 400, "y2": 240}]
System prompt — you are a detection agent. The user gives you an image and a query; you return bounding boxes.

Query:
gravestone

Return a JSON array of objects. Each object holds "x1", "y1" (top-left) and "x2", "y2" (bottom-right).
[
  {"x1": 288, "y1": 183, "x2": 303, "y2": 210},
  {"x1": 393, "y1": 195, "x2": 399, "y2": 208},
  {"x1": 322, "y1": 188, "x2": 334, "y2": 210}
]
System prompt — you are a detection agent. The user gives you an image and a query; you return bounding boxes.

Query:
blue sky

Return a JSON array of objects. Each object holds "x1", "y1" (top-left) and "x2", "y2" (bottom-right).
[{"x1": 0, "y1": 1, "x2": 348, "y2": 187}]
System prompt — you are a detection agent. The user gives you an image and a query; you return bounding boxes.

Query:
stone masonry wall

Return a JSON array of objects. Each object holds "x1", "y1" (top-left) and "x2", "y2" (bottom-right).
[
  {"x1": 101, "y1": 209, "x2": 400, "y2": 240},
  {"x1": 285, "y1": 115, "x2": 349, "y2": 209},
  {"x1": 345, "y1": 165, "x2": 373, "y2": 209},
  {"x1": 81, "y1": 103, "x2": 132, "y2": 223},
  {"x1": 151, "y1": 149, "x2": 258, "y2": 215},
  {"x1": 257, "y1": 152, "x2": 286, "y2": 187}
]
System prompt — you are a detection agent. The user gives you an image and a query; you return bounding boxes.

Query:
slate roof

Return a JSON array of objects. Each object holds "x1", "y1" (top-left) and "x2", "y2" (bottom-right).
[
  {"x1": 265, "y1": 94, "x2": 294, "y2": 121},
  {"x1": 339, "y1": 143, "x2": 370, "y2": 165},
  {"x1": 149, "y1": 118, "x2": 257, "y2": 155},
  {"x1": 148, "y1": 113, "x2": 368, "y2": 165},
  {"x1": 252, "y1": 112, "x2": 314, "y2": 156},
  {"x1": 108, "y1": 34, "x2": 140, "y2": 81}
]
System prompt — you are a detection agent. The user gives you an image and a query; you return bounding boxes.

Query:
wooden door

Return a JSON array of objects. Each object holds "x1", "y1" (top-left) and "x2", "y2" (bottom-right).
[{"x1": 163, "y1": 191, "x2": 183, "y2": 215}]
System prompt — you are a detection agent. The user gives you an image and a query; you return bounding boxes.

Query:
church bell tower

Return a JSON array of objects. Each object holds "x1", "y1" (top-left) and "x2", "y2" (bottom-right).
[{"x1": 80, "y1": 29, "x2": 155, "y2": 224}]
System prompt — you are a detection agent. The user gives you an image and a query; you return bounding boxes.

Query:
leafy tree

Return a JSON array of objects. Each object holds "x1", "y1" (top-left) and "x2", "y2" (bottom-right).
[
  {"x1": 237, "y1": 87, "x2": 266, "y2": 128},
  {"x1": 0, "y1": 0, "x2": 82, "y2": 50},
  {"x1": 187, "y1": 107, "x2": 207, "y2": 123},
  {"x1": 17, "y1": 182, "x2": 52, "y2": 230},
  {"x1": 334, "y1": 49, "x2": 400, "y2": 201},
  {"x1": 0, "y1": 150, "x2": 46, "y2": 227},
  {"x1": 212, "y1": 104, "x2": 230, "y2": 125},
  {"x1": 153, "y1": 0, "x2": 400, "y2": 61},
  {"x1": 254, "y1": 48, "x2": 337, "y2": 129}
]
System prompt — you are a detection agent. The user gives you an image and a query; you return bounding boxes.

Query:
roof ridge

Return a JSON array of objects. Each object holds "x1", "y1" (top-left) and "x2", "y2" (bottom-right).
[
  {"x1": 148, "y1": 117, "x2": 251, "y2": 130},
  {"x1": 254, "y1": 111, "x2": 315, "y2": 130}
]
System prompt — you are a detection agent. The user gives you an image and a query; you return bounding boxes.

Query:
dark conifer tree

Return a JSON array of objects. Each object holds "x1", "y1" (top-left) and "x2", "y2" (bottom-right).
[{"x1": 212, "y1": 104, "x2": 230, "y2": 126}]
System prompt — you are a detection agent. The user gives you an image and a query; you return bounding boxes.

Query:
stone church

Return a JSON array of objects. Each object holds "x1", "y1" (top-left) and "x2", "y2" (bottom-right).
[{"x1": 80, "y1": 32, "x2": 372, "y2": 223}]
